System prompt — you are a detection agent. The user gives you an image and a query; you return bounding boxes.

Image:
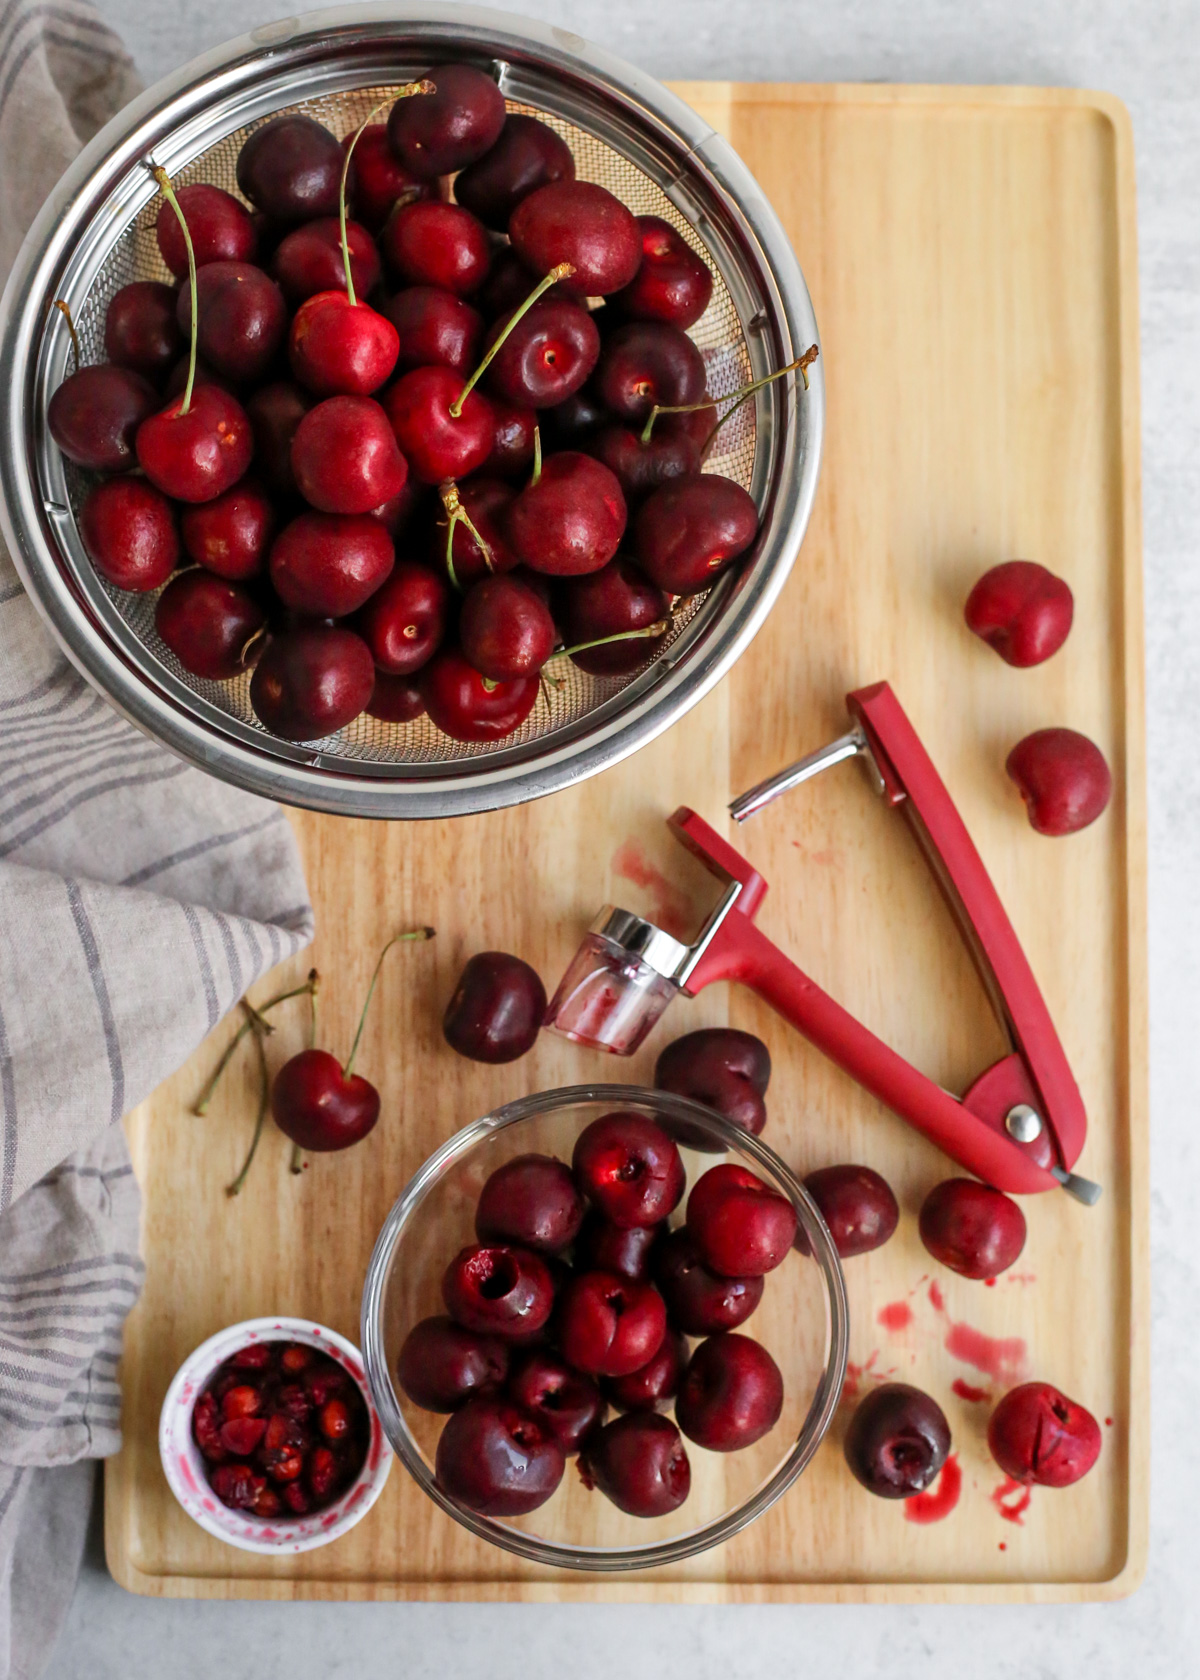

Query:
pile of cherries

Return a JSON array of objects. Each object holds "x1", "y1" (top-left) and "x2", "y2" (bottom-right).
[
  {"x1": 192, "y1": 1338, "x2": 369, "y2": 1516},
  {"x1": 48, "y1": 65, "x2": 772, "y2": 746},
  {"x1": 397, "y1": 1111, "x2": 798, "y2": 1520}
]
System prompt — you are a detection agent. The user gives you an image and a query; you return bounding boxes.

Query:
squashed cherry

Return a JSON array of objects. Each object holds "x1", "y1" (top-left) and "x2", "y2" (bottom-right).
[
  {"x1": 801, "y1": 1164, "x2": 899, "y2": 1259},
  {"x1": 475, "y1": 1153, "x2": 585, "y2": 1254},
  {"x1": 574, "y1": 1213, "x2": 662, "y2": 1282},
  {"x1": 987, "y1": 1382, "x2": 1101, "y2": 1487},
  {"x1": 686, "y1": 1163, "x2": 796, "y2": 1278},
  {"x1": 653, "y1": 1228, "x2": 763, "y2": 1336},
  {"x1": 654, "y1": 1027, "x2": 771, "y2": 1148},
  {"x1": 556, "y1": 1269, "x2": 667, "y2": 1378},
  {"x1": 603, "y1": 1329, "x2": 688, "y2": 1414},
  {"x1": 572, "y1": 1112, "x2": 684, "y2": 1229},
  {"x1": 442, "y1": 1242, "x2": 556, "y2": 1339},
  {"x1": 506, "y1": 1350, "x2": 605, "y2": 1453}
]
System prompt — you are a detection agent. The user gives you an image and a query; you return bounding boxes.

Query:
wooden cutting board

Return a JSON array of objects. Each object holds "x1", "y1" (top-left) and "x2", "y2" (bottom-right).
[{"x1": 106, "y1": 82, "x2": 1147, "y2": 1601}]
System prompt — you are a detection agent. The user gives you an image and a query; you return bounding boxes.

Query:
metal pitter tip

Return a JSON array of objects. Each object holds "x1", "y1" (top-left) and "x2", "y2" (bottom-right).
[{"x1": 1051, "y1": 1166, "x2": 1103, "y2": 1206}]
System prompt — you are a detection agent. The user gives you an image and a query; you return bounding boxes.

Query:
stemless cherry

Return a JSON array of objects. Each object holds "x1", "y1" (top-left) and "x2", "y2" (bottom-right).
[
  {"x1": 802, "y1": 1165, "x2": 899, "y2": 1259},
  {"x1": 397, "y1": 1316, "x2": 509, "y2": 1412},
  {"x1": 435, "y1": 1396, "x2": 564, "y2": 1516},
  {"x1": 635, "y1": 473, "x2": 759, "y2": 594},
  {"x1": 475, "y1": 1154, "x2": 584, "y2": 1254},
  {"x1": 965, "y1": 560, "x2": 1074, "y2": 667},
  {"x1": 291, "y1": 395, "x2": 407, "y2": 513},
  {"x1": 918, "y1": 1178, "x2": 1027, "y2": 1280},
  {"x1": 383, "y1": 366, "x2": 496, "y2": 485},
  {"x1": 506, "y1": 452, "x2": 626, "y2": 576},
  {"x1": 686, "y1": 1163, "x2": 797, "y2": 1277},
  {"x1": 509, "y1": 181, "x2": 641, "y2": 296},
  {"x1": 484, "y1": 402, "x2": 537, "y2": 478},
  {"x1": 136, "y1": 386, "x2": 254, "y2": 503},
  {"x1": 272, "y1": 217, "x2": 381, "y2": 304},
  {"x1": 481, "y1": 297, "x2": 599, "y2": 408},
  {"x1": 155, "y1": 571, "x2": 265, "y2": 680},
  {"x1": 176, "y1": 261, "x2": 287, "y2": 385},
  {"x1": 249, "y1": 625, "x2": 375, "y2": 739},
  {"x1": 1006, "y1": 729, "x2": 1112, "y2": 836},
  {"x1": 269, "y1": 510, "x2": 394, "y2": 616},
  {"x1": 572, "y1": 1113, "x2": 684, "y2": 1229},
  {"x1": 584, "y1": 420, "x2": 700, "y2": 502},
  {"x1": 654, "y1": 1027, "x2": 771, "y2": 1147},
  {"x1": 181, "y1": 478, "x2": 275, "y2": 579},
  {"x1": 442, "y1": 951, "x2": 546, "y2": 1063},
  {"x1": 383, "y1": 285, "x2": 482, "y2": 375},
  {"x1": 436, "y1": 479, "x2": 519, "y2": 585},
  {"x1": 507, "y1": 1350, "x2": 605, "y2": 1453},
  {"x1": 79, "y1": 478, "x2": 179, "y2": 591},
  {"x1": 543, "y1": 385, "x2": 606, "y2": 449},
  {"x1": 574, "y1": 1212, "x2": 662, "y2": 1282},
  {"x1": 987, "y1": 1382, "x2": 1102, "y2": 1487},
  {"x1": 420, "y1": 647, "x2": 538, "y2": 741},
  {"x1": 479, "y1": 247, "x2": 569, "y2": 319},
  {"x1": 844, "y1": 1383, "x2": 951, "y2": 1498},
  {"x1": 442, "y1": 1243, "x2": 555, "y2": 1339},
  {"x1": 603, "y1": 1330, "x2": 687, "y2": 1413},
  {"x1": 615, "y1": 216, "x2": 714, "y2": 329},
  {"x1": 355, "y1": 560, "x2": 448, "y2": 674},
  {"x1": 156, "y1": 183, "x2": 256, "y2": 276},
  {"x1": 459, "y1": 572, "x2": 556, "y2": 680},
  {"x1": 48, "y1": 365, "x2": 156, "y2": 471},
  {"x1": 455, "y1": 114, "x2": 576, "y2": 228},
  {"x1": 344, "y1": 124, "x2": 440, "y2": 230},
  {"x1": 557, "y1": 1271, "x2": 668, "y2": 1378},
  {"x1": 595, "y1": 322, "x2": 707, "y2": 423},
  {"x1": 579, "y1": 1412, "x2": 690, "y2": 1517},
  {"x1": 245, "y1": 381, "x2": 310, "y2": 497},
  {"x1": 367, "y1": 671, "x2": 425, "y2": 722},
  {"x1": 237, "y1": 114, "x2": 345, "y2": 222},
  {"x1": 386, "y1": 63, "x2": 505, "y2": 179},
  {"x1": 653, "y1": 1229, "x2": 763, "y2": 1336},
  {"x1": 104, "y1": 281, "x2": 182, "y2": 382},
  {"x1": 676, "y1": 1333, "x2": 784, "y2": 1452},
  {"x1": 382, "y1": 200, "x2": 491, "y2": 296}
]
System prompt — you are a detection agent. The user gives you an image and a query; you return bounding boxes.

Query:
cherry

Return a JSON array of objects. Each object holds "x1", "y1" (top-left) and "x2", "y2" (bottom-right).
[
  {"x1": 103, "y1": 281, "x2": 181, "y2": 383},
  {"x1": 367, "y1": 671, "x2": 425, "y2": 723},
  {"x1": 635, "y1": 473, "x2": 758, "y2": 594},
  {"x1": 844, "y1": 1383, "x2": 951, "y2": 1498},
  {"x1": 918, "y1": 1178, "x2": 1027, "y2": 1279},
  {"x1": 670, "y1": 402, "x2": 720, "y2": 462},
  {"x1": 584, "y1": 420, "x2": 700, "y2": 502},
  {"x1": 1006, "y1": 728, "x2": 1112, "y2": 835},
  {"x1": 579, "y1": 1412, "x2": 690, "y2": 1517},
  {"x1": 397, "y1": 1315, "x2": 509, "y2": 1412},
  {"x1": 382, "y1": 200, "x2": 491, "y2": 296},
  {"x1": 272, "y1": 217, "x2": 381, "y2": 304},
  {"x1": 355, "y1": 560, "x2": 448, "y2": 674},
  {"x1": 572, "y1": 1113, "x2": 684, "y2": 1229},
  {"x1": 801, "y1": 1165, "x2": 899, "y2": 1259},
  {"x1": 603, "y1": 1330, "x2": 688, "y2": 1415},
  {"x1": 455, "y1": 114, "x2": 576, "y2": 229},
  {"x1": 442, "y1": 1243, "x2": 555, "y2": 1339},
  {"x1": 483, "y1": 402, "x2": 537, "y2": 478},
  {"x1": 176, "y1": 261, "x2": 287, "y2": 385},
  {"x1": 136, "y1": 386, "x2": 254, "y2": 503},
  {"x1": 557, "y1": 1270, "x2": 668, "y2": 1378},
  {"x1": 435, "y1": 1396, "x2": 564, "y2": 1516},
  {"x1": 365, "y1": 479, "x2": 424, "y2": 539},
  {"x1": 180, "y1": 478, "x2": 275, "y2": 580},
  {"x1": 459, "y1": 572, "x2": 556, "y2": 680},
  {"x1": 289, "y1": 291, "x2": 399, "y2": 397},
  {"x1": 420, "y1": 647, "x2": 538, "y2": 741},
  {"x1": 615, "y1": 216, "x2": 714, "y2": 329},
  {"x1": 509, "y1": 182, "x2": 641, "y2": 296},
  {"x1": 676, "y1": 1333, "x2": 783, "y2": 1452},
  {"x1": 79, "y1": 478, "x2": 178, "y2": 591},
  {"x1": 291, "y1": 395, "x2": 407, "y2": 513},
  {"x1": 164, "y1": 355, "x2": 230, "y2": 399},
  {"x1": 543, "y1": 385, "x2": 606, "y2": 449},
  {"x1": 475, "y1": 1154, "x2": 585, "y2": 1254},
  {"x1": 382, "y1": 285, "x2": 482, "y2": 376},
  {"x1": 574, "y1": 1213, "x2": 662, "y2": 1282},
  {"x1": 436, "y1": 479, "x2": 519, "y2": 585},
  {"x1": 210, "y1": 1463, "x2": 265, "y2": 1510},
  {"x1": 155, "y1": 571, "x2": 265, "y2": 680},
  {"x1": 244, "y1": 381, "x2": 311, "y2": 497},
  {"x1": 237, "y1": 114, "x2": 344, "y2": 222},
  {"x1": 383, "y1": 366, "x2": 496, "y2": 484},
  {"x1": 478, "y1": 246, "x2": 567, "y2": 320},
  {"x1": 48, "y1": 364, "x2": 156, "y2": 471},
  {"x1": 654, "y1": 1027, "x2": 771, "y2": 1147},
  {"x1": 386, "y1": 64, "x2": 505, "y2": 179},
  {"x1": 156, "y1": 183, "x2": 256, "y2": 276},
  {"x1": 249, "y1": 625, "x2": 375, "y2": 739},
  {"x1": 686, "y1": 1163, "x2": 797, "y2": 1277},
  {"x1": 442, "y1": 950, "x2": 546, "y2": 1063},
  {"x1": 481, "y1": 297, "x2": 600, "y2": 408},
  {"x1": 507, "y1": 1350, "x2": 606, "y2": 1453},
  {"x1": 269, "y1": 511, "x2": 393, "y2": 619},
  {"x1": 595, "y1": 322, "x2": 707, "y2": 423},
  {"x1": 506, "y1": 452, "x2": 626, "y2": 576},
  {"x1": 653, "y1": 1229, "x2": 763, "y2": 1335},
  {"x1": 965, "y1": 560, "x2": 1074, "y2": 667},
  {"x1": 343, "y1": 124, "x2": 440, "y2": 231},
  {"x1": 987, "y1": 1382, "x2": 1101, "y2": 1487}
]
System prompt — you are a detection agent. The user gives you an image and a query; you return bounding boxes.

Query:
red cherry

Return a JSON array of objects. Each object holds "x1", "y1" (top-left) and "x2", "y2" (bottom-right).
[
  {"x1": 506, "y1": 452, "x2": 626, "y2": 576},
  {"x1": 988, "y1": 1382, "x2": 1101, "y2": 1487},
  {"x1": 653, "y1": 1027, "x2": 771, "y2": 1147},
  {"x1": 382, "y1": 366, "x2": 495, "y2": 485},
  {"x1": 79, "y1": 478, "x2": 179, "y2": 591},
  {"x1": 572, "y1": 1112, "x2": 684, "y2": 1229},
  {"x1": 269, "y1": 510, "x2": 394, "y2": 617},
  {"x1": 343, "y1": 124, "x2": 441, "y2": 231},
  {"x1": 244, "y1": 381, "x2": 311, "y2": 498},
  {"x1": 574, "y1": 1213, "x2": 662, "y2": 1282},
  {"x1": 584, "y1": 419, "x2": 700, "y2": 502},
  {"x1": 483, "y1": 402, "x2": 537, "y2": 478},
  {"x1": 652, "y1": 1229, "x2": 763, "y2": 1336},
  {"x1": 802, "y1": 1165, "x2": 899, "y2": 1258},
  {"x1": 155, "y1": 571, "x2": 265, "y2": 680},
  {"x1": 635, "y1": 473, "x2": 758, "y2": 594},
  {"x1": 459, "y1": 572, "x2": 556, "y2": 680},
  {"x1": 595, "y1": 322, "x2": 707, "y2": 422},
  {"x1": 249, "y1": 625, "x2": 375, "y2": 739},
  {"x1": 366, "y1": 671, "x2": 425, "y2": 722},
  {"x1": 180, "y1": 478, "x2": 275, "y2": 579},
  {"x1": 441, "y1": 1243, "x2": 555, "y2": 1339},
  {"x1": 579, "y1": 1411, "x2": 690, "y2": 1517},
  {"x1": 355, "y1": 560, "x2": 449, "y2": 674},
  {"x1": 615, "y1": 216, "x2": 714, "y2": 329},
  {"x1": 48, "y1": 365, "x2": 156, "y2": 471},
  {"x1": 386, "y1": 64, "x2": 506, "y2": 180},
  {"x1": 382, "y1": 285, "x2": 482, "y2": 376},
  {"x1": 436, "y1": 478, "x2": 519, "y2": 585},
  {"x1": 271, "y1": 1047, "x2": 380, "y2": 1151},
  {"x1": 685, "y1": 1163, "x2": 797, "y2": 1277},
  {"x1": 557, "y1": 1270, "x2": 668, "y2": 1378},
  {"x1": 435, "y1": 1396, "x2": 564, "y2": 1517},
  {"x1": 1006, "y1": 729, "x2": 1112, "y2": 835},
  {"x1": 136, "y1": 385, "x2": 253, "y2": 503},
  {"x1": 456, "y1": 114, "x2": 576, "y2": 229},
  {"x1": 420, "y1": 646, "x2": 538, "y2": 742},
  {"x1": 557, "y1": 556, "x2": 668, "y2": 675},
  {"x1": 104, "y1": 281, "x2": 182, "y2": 382},
  {"x1": 237, "y1": 114, "x2": 344, "y2": 222},
  {"x1": 474, "y1": 1154, "x2": 585, "y2": 1254},
  {"x1": 603, "y1": 1329, "x2": 688, "y2": 1414},
  {"x1": 478, "y1": 246, "x2": 566, "y2": 320},
  {"x1": 219, "y1": 1415, "x2": 267, "y2": 1455},
  {"x1": 155, "y1": 183, "x2": 256, "y2": 277},
  {"x1": 509, "y1": 181, "x2": 641, "y2": 296},
  {"x1": 289, "y1": 291, "x2": 399, "y2": 398},
  {"x1": 676, "y1": 1333, "x2": 784, "y2": 1452},
  {"x1": 364, "y1": 478, "x2": 424, "y2": 539},
  {"x1": 965, "y1": 561, "x2": 1074, "y2": 667},
  {"x1": 290, "y1": 394, "x2": 407, "y2": 513},
  {"x1": 271, "y1": 217, "x2": 381, "y2": 305},
  {"x1": 442, "y1": 951, "x2": 546, "y2": 1063},
  {"x1": 844, "y1": 1383, "x2": 951, "y2": 1498},
  {"x1": 918, "y1": 1179, "x2": 1027, "y2": 1279},
  {"x1": 382, "y1": 200, "x2": 491, "y2": 296},
  {"x1": 507, "y1": 1350, "x2": 606, "y2": 1453},
  {"x1": 176, "y1": 261, "x2": 287, "y2": 385},
  {"x1": 481, "y1": 297, "x2": 599, "y2": 408},
  {"x1": 210, "y1": 1463, "x2": 266, "y2": 1510},
  {"x1": 397, "y1": 1315, "x2": 510, "y2": 1412}
]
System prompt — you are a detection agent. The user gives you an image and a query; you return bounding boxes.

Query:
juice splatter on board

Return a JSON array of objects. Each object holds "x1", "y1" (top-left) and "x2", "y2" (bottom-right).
[
  {"x1": 877, "y1": 1300, "x2": 914, "y2": 1333},
  {"x1": 904, "y1": 1455, "x2": 962, "y2": 1524},
  {"x1": 611, "y1": 840, "x2": 694, "y2": 940},
  {"x1": 991, "y1": 1477, "x2": 1033, "y2": 1525}
]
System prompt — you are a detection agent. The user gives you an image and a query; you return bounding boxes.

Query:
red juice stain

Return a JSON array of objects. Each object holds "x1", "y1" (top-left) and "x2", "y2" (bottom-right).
[
  {"x1": 929, "y1": 1280, "x2": 946, "y2": 1313},
  {"x1": 904, "y1": 1454, "x2": 962, "y2": 1524},
  {"x1": 984, "y1": 1277, "x2": 997, "y2": 1288},
  {"x1": 951, "y1": 1378, "x2": 990, "y2": 1403},
  {"x1": 611, "y1": 840, "x2": 694, "y2": 940},
  {"x1": 944, "y1": 1321, "x2": 1029, "y2": 1385},
  {"x1": 877, "y1": 1300, "x2": 914, "y2": 1333},
  {"x1": 991, "y1": 1477, "x2": 1033, "y2": 1525},
  {"x1": 1105, "y1": 1417, "x2": 1114, "y2": 1427},
  {"x1": 841, "y1": 1349, "x2": 881, "y2": 1403},
  {"x1": 1007, "y1": 1272, "x2": 1037, "y2": 1286},
  {"x1": 999, "y1": 1541, "x2": 1007, "y2": 1552}
]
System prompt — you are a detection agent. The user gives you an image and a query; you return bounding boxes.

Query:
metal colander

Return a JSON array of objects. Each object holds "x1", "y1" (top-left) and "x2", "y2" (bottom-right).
[{"x1": 0, "y1": 5, "x2": 823, "y2": 818}]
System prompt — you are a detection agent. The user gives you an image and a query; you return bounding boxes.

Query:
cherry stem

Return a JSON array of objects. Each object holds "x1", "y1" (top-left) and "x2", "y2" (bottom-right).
[
  {"x1": 450, "y1": 262, "x2": 575, "y2": 418},
  {"x1": 555, "y1": 619, "x2": 670, "y2": 660},
  {"x1": 194, "y1": 975, "x2": 316, "y2": 1115},
  {"x1": 308, "y1": 969, "x2": 319, "y2": 1050},
  {"x1": 343, "y1": 926, "x2": 435, "y2": 1081},
  {"x1": 153, "y1": 166, "x2": 198, "y2": 416},
  {"x1": 52, "y1": 300, "x2": 80, "y2": 373},
  {"x1": 290, "y1": 1142, "x2": 304, "y2": 1175},
  {"x1": 530, "y1": 422, "x2": 542, "y2": 488},
  {"x1": 439, "y1": 482, "x2": 493, "y2": 585},
  {"x1": 338, "y1": 82, "x2": 434, "y2": 307},
  {"x1": 639, "y1": 343, "x2": 820, "y2": 445},
  {"x1": 225, "y1": 1003, "x2": 269, "y2": 1197}
]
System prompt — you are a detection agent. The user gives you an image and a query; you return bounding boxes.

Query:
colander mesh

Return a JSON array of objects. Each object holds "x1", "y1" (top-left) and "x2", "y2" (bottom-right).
[{"x1": 64, "y1": 84, "x2": 755, "y2": 765}]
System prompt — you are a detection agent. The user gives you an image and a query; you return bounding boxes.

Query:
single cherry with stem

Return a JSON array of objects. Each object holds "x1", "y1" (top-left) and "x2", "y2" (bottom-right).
[
  {"x1": 436, "y1": 479, "x2": 519, "y2": 590},
  {"x1": 556, "y1": 557, "x2": 669, "y2": 675}
]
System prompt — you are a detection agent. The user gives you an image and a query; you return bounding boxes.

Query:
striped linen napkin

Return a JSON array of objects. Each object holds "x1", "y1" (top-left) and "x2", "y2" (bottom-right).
[{"x1": 0, "y1": 6, "x2": 314, "y2": 1674}]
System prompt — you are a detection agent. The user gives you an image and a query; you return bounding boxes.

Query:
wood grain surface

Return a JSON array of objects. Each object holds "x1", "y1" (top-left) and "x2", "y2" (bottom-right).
[{"x1": 106, "y1": 83, "x2": 1147, "y2": 1601}]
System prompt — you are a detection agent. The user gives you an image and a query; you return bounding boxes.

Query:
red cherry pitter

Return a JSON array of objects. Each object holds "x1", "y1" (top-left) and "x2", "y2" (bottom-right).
[{"x1": 545, "y1": 680, "x2": 1100, "y2": 1204}]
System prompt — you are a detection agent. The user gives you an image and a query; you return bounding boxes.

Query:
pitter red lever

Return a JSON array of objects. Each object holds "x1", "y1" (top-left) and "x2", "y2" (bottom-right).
[{"x1": 545, "y1": 681, "x2": 1099, "y2": 1203}]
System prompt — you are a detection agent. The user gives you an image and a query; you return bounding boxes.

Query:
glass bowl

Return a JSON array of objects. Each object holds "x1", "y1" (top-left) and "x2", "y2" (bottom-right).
[{"x1": 360, "y1": 1084, "x2": 848, "y2": 1571}]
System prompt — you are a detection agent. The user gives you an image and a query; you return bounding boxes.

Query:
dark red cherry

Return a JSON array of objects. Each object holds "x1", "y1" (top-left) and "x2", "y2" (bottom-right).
[
  {"x1": 244, "y1": 381, "x2": 310, "y2": 498},
  {"x1": 482, "y1": 297, "x2": 599, "y2": 409},
  {"x1": 156, "y1": 183, "x2": 256, "y2": 277},
  {"x1": 383, "y1": 366, "x2": 496, "y2": 485},
  {"x1": 442, "y1": 951, "x2": 546, "y2": 1062},
  {"x1": 615, "y1": 216, "x2": 714, "y2": 329},
  {"x1": 483, "y1": 402, "x2": 537, "y2": 478},
  {"x1": 557, "y1": 556, "x2": 667, "y2": 675},
  {"x1": 136, "y1": 386, "x2": 253, "y2": 503},
  {"x1": 420, "y1": 647, "x2": 538, "y2": 742},
  {"x1": 155, "y1": 571, "x2": 265, "y2": 680},
  {"x1": 595, "y1": 322, "x2": 707, "y2": 423},
  {"x1": 506, "y1": 452, "x2": 626, "y2": 576},
  {"x1": 291, "y1": 395, "x2": 407, "y2": 514},
  {"x1": 585, "y1": 419, "x2": 700, "y2": 502},
  {"x1": 603, "y1": 1330, "x2": 687, "y2": 1414},
  {"x1": 289, "y1": 292, "x2": 400, "y2": 398},
  {"x1": 574, "y1": 1212, "x2": 662, "y2": 1282},
  {"x1": 382, "y1": 285, "x2": 482, "y2": 375},
  {"x1": 344, "y1": 124, "x2": 441, "y2": 231},
  {"x1": 435, "y1": 1396, "x2": 564, "y2": 1516},
  {"x1": 507, "y1": 1350, "x2": 605, "y2": 1453},
  {"x1": 653, "y1": 1027, "x2": 771, "y2": 1148},
  {"x1": 436, "y1": 478, "x2": 519, "y2": 585},
  {"x1": 634, "y1": 473, "x2": 758, "y2": 594},
  {"x1": 579, "y1": 1412, "x2": 690, "y2": 1517},
  {"x1": 802, "y1": 1165, "x2": 899, "y2": 1258},
  {"x1": 685, "y1": 1163, "x2": 796, "y2": 1277},
  {"x1": 176, "y1": 261, "x2": 287, "y2": 386},
  {"x1": 366, "y1": 671, "x2": 425, "y2": 722},
  {"x1": 382, "y1": 200, "x2": 490, "y2": 296},
  {"x1": 652, "y1": 1229, "x2": 763, "y2": 1336},
  {"x1": 104, "y1": 281, "x2": 182, "y2": 382},
  {"x1": 397, "y1": 1317, "x2": 508, "y2": 1412},
  {"x1": 542, "y1": 385, "x2": 606, "y2": 449},
  {"x1": 918, "y1": 1179, "x2": 1027, "y2": 1280},
  {"x1": 572, "y1": 1113, "x2": 684, "y2": 1229},
  {"x1": 269, "y1": 511, "x2": 394, "y2": 617},
  {"x1": 237, "y1": 114, "x2": 344, "y2": 222},
  {"x1": 844, "y1": 1383, "x2": 951, "y2": 1498},
  {"x1": 48, "y1": 365, "x2": 156, "y2": 471},
  {"x1": 355, "y1": 560, "x2": 449, "y2": 674},
  {"x1": 364, "y1": 478, "x2": 424, "y2": 539},
  {"x1": 271, "y1": 1047, "x2": 379, "y2": 1150},
  {"x1": 79, "y1": 478, "x2": 178, "y2": 591},
  {"x1": 386, "y1": 63, "x2": 506, "y2": 179},
  {"x1": 671, "y1": 402, "x2": 720, "y2": 462},
  {"x1": 676, "y1": 1333, "x2": 784, "y2": 1452},
  {"x1": 557, "y1": 1271, "x2": 667, "y2": 1378},
  {"x1": 164, "y1": 356, "x2": 231, "y2": 399},
  {"x1": 249, "y1": 626, "x2": 375, "y2": 740},
  {"x1": 271, "y1": 217, "x2": 381, "y2": 305},
  {"x1": 455, "y1": 114, "x2": 576, "y2": 229},
  {"x1": 442, "y1": 1243, "x2": 555, "y2": 1339},
  {"x1": 988, "y1": 1382, "x2": 1101, "y2": 1488},
  {"x1": 509, "y1": 181, "x2": 641, "y2": 296},
  {"x1": 459, "y1": 572, "x2": 556, "y2": 680},
  {"x1": 478, "y1": 246, "x2": 563, "y2": 320},
  {"x1": 475, "y1": 1154, "x2": 584, "y2": 1254},
  {"x1": 180, "y1": 478, "x2": 275, "y2": 580}
]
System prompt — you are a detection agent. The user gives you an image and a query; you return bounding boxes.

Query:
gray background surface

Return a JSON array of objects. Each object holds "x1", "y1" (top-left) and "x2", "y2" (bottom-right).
[{"x1": 45, "y1": 1, "x2": 1199, "y2": 1674}]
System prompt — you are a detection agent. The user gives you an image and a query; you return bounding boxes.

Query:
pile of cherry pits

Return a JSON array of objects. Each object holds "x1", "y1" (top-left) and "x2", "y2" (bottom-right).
[{"x1": 46, "y1": 63, "x2": 786, "y2": 748}]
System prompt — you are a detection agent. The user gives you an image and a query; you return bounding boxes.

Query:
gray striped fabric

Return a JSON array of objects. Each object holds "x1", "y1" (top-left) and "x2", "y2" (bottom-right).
[{"x1": 0, "y1": 7, "x2": 315, "y2": 1674}]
